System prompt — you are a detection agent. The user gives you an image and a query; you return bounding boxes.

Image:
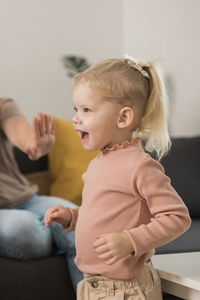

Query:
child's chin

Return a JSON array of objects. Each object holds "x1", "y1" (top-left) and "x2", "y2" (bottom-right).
[{"x1": 83, "y1": 144, "x2": 98, "y2": 152}]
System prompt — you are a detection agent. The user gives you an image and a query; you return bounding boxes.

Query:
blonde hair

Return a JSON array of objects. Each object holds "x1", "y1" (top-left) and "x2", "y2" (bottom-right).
[{"x1": 74, "y1": 58, "x2": 171, "y2": 160}]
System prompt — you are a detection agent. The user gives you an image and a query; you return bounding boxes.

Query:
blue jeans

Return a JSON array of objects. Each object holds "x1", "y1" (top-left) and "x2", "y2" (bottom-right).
[{"x1": 0, "y1": 194, "x2": 83, "y2": 292}]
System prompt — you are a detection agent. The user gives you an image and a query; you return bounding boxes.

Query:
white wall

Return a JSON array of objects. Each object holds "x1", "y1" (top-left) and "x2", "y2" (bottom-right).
[
  {"x1": 0, "y1": 0, "x2": 123, "y2": 121},
  {"x1": 123, "y1": 0, "x2": 200, "y2": 137},
  {"x1": 1, "y1": 0, "x2": 199, "y2": 136}
]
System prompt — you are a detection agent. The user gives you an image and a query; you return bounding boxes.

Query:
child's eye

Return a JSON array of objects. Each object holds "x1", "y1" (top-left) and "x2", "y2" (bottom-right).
[
  {"x1": 84, "y1": 108, "x2": 90, "y2": 112},
  {"x1": 73, "y1": 107, "x2": 78, "y2": 112}
]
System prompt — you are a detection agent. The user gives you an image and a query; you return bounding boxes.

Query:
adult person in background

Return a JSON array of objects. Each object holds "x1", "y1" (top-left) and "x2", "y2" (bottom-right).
[{"x1": 0, "y1": 98, "x2": 82, "y2": 292}]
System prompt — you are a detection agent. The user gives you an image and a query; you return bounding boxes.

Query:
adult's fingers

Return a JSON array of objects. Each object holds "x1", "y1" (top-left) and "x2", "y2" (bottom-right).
[
  {"x1": 44, "y1": 114, "x2": 50, "y2": 134},
  {"x1": 49, "y1": 117, "x2": 55, "y2": 135},
  {"x1": 38, "y1": 113, "x2": 45, "y2": 136},
  {"x1": 33, "y1": 117, "x2": 40, "y2": 143}
]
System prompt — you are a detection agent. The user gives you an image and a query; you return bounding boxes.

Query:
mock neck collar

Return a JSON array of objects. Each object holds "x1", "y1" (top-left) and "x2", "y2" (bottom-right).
[{"x1": 101, "y1": 137, "x2": 142, "y2": 154}]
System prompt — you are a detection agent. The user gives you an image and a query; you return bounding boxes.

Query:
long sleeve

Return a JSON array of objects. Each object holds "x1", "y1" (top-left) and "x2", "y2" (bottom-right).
[
  {"x1": 73, "y1": 141, "x2": 191, "y2": 279},
  {"x1": 126, "y1": 156, "x2": 191, "y2": 257}
]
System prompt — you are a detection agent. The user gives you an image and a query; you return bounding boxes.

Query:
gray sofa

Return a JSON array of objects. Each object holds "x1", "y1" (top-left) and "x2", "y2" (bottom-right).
[{"x1": 156, "y1": 136, "x2": 200, "y2": 255}]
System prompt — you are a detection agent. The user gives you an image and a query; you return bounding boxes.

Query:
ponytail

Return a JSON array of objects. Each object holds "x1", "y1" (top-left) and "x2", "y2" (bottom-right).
[{"x1": 137, "y1": 62, "x2": 171, "y2": 161}]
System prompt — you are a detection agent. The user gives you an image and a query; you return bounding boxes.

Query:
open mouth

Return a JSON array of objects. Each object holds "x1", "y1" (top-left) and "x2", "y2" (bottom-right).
[{"x1": 77, "y1": 130, "x2": 89, "y2": 141}]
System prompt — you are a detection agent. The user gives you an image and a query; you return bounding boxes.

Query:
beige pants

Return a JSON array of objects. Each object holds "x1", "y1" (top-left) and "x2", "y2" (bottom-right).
[{"x1": 77, "y1": 261, "x2": 162, "y2": 300}]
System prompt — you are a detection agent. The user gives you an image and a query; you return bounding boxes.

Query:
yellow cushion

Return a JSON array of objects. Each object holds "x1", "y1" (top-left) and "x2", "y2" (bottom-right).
[{"x1": 48, "y1": 118, "x2": 98, "y2": 206}]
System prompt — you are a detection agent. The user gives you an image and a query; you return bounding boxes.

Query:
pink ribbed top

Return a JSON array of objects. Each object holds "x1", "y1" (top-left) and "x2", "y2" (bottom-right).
[{"x1": 67, "y1": 138, "x2": 191, "y2": 279}]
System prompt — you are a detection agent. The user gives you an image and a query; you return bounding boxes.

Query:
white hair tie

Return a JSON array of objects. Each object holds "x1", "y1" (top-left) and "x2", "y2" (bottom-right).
[{"x1": 125, "y1": 54, "x2": 150, "y2": 79}]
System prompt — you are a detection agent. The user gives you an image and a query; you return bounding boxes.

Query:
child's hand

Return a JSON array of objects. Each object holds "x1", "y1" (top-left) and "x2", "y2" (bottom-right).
[
  {"x1": 25, "y1": 113, "x2": 55, "y2": 160},
  {"x1": 44, "y1": 205, "x2": 72, "y2": 229},
  {"x1": 93, "y1": 232, "x2": 134, "y2": 265}
]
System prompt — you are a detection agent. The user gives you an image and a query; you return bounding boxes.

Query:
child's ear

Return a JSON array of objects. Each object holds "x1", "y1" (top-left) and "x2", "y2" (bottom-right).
[{"x1": 117, "y1": 106, "x2": 134, "y2": 128}]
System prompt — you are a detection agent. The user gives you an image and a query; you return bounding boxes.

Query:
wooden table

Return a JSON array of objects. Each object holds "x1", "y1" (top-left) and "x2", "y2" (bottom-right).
[{"x1": 152, "y1": 252, "x2": 200, "y2": 300}]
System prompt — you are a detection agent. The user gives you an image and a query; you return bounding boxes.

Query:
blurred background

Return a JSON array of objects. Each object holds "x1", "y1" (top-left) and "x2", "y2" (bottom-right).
[{"x1": 0, "y1": 0, "x2": 199, "y2": 137}]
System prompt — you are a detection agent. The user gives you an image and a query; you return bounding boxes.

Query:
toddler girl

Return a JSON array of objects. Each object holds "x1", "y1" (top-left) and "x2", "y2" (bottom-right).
[{"x1": 45, "y1": 56, "x2": 191, "y2": 299}]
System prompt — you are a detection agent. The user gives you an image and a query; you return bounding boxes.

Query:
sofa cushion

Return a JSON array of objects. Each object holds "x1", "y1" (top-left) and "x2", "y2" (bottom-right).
[
  {"x1": 48, "y1": 118, "x2": 98, "y2": 206},
  {"x1": 156, "y1": 219, "x2": 200, "y2": 254},
  {"x1": 0, "y1": 255, "x2": 75, "y2": 300},
  {"x1": 161, "y1": 136, "x2": 200, "y2": 218}
]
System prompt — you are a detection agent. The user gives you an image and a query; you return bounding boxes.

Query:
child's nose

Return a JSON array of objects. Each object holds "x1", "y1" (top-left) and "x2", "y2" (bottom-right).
[{"x1": 73, "y1": 113, "x2": 82, "y2": 124}]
